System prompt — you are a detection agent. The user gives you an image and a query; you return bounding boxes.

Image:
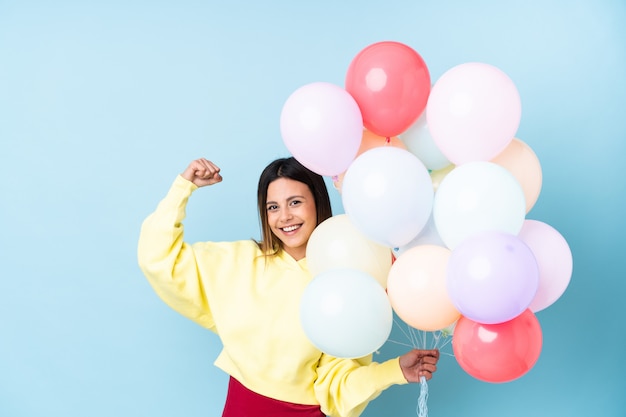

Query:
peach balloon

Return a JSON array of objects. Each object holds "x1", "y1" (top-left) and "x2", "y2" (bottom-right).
[
  {"x1": 333, "y1": 129, "x2": 406, "y2": 192},
  {"x1": 387, "y1": 245, "x2": 460, "y2": 331},
  {"x1": 490, "y1": 138, "x2": 542, "y2": 213}
]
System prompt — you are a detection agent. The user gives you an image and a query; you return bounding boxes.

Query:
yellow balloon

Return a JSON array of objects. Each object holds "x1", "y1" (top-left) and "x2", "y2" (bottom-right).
[
  {"x1": 387, "y1": 245, "x2": 460, "y2": 331},
  {"x1": 490, "y1": 138, "x2": 542, "y2": 213},
  {"x1": 430, "y1": 163, "x2": 455, "y2": 191},
  {"x1": 306, "y1": 214, "x2": 392, "y2": 287}
]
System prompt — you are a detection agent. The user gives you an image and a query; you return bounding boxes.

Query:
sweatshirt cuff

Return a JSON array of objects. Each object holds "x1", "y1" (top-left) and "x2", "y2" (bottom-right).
[
  {"x1": 174, "y1": 174, "x2": 199, "y2": 191},
  {"x1": 373, "y1": 357, "x2": 409, "y2": 388}
]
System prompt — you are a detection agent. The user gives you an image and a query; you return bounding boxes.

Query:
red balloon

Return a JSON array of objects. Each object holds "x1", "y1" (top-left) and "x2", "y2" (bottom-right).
[
  {"x1": 452, "y1": 309, "x2": 542, "y2": 383},
  {"x1": 345, "y1": 41, "x2": 430, "y2": 137}
]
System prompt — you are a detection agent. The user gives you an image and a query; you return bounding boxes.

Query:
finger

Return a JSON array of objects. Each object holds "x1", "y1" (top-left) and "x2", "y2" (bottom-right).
[
  {"x1": 419, "y1": 371, "x2": 433, "y2": 381},
  {"x1": 421, "y1": 356, "x2": 439, "y2": 365},
  {"x1": 205, "y1": 159, "x2": 221, "y2": 173},
  {"x1": 419, "y1": 364, "x2": 437, "y2": 377},
  {"x1": 211, "y1": 172, "x2": 223, "y2": 183},
  {"x1": 195, "y1": 159, "x2": 220, "y2": 179},
  {"x1": 418, "y1": 368, "x2": 437, "y2": 380},
  {"x1": 197, "y1": 158, "x2": 213, "y2": 172},
  {"x1": 422, "y1": 349, "x2": 440, "y2": 358},
  {"x1": 197, "y1": 158, "x2": 220, "y2": 172},
  {"x1": 416, "y1": 350, "x2": 440, "y2": 362}
]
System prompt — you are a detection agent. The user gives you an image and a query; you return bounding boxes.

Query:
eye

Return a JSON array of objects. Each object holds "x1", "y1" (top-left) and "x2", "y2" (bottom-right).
[
  {"x1": 289, "y1": 199, "x2": 302, "y2": 206},
  {"x1": 267, "y1": 204, "x2": 278, "y2": 211}
]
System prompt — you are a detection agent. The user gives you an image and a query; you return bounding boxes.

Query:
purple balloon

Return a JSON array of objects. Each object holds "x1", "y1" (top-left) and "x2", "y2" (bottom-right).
[{"x1": 447, "y1": 231, "x2": 539, "y2": 324}]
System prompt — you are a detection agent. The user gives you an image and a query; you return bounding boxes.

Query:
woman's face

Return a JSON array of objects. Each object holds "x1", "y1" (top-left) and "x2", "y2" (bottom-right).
[{"x1": 266, "y1": 177, "x2": 317, "y2": 261}]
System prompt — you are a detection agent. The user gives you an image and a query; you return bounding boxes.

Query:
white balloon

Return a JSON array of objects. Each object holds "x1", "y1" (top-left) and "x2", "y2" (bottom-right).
[
  {"x1": 433, "y1": 162, "x2": 526, "y2": 249},
  {"x1": 400, "y1": 113, "x2": 451, "y2": 170},
  {"x1": 300, "y1": 269, "x2": 392, "y2": 358},
  {"x1": 393, "y1": 212, "x2": 445, "y2": 258},
  {"x1": 341, "y1": 147, "x2": 434, "y2": 248}
]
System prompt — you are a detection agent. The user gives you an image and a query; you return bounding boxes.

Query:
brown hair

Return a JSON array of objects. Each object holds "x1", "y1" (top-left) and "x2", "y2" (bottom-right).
[{"x1": 256, "y1": 157, "x2": 332, "y2": 256}]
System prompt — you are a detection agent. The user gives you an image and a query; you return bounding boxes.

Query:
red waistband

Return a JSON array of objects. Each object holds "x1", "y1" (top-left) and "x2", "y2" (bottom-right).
[{"x1": 222, "y1": 376, "x2": 324, "y2": 417}]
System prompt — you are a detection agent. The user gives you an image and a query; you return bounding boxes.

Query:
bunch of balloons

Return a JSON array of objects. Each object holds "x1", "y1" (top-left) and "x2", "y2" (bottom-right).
[{"x1": 282, "y1": 41, "x2": 573, "y2": 384}]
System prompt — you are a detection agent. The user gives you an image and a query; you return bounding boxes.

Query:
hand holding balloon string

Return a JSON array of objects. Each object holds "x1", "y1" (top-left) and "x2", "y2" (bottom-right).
[{"x1": 391, "y1": 320, "x2": 454, "y2": 417}]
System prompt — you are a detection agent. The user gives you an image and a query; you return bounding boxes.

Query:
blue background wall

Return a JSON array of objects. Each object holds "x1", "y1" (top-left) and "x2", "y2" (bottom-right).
[{"x1": 1, "y1": 0, "x2": 624, "y2": 416}]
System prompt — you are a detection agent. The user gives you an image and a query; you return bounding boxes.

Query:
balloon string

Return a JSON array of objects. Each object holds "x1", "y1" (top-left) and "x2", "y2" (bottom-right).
[
  {"x1": 416, "y1": 376, "x2": 429, "y2": 417},
  {"x1": 390, "y1": 318, "x2": 456, "y2": 351},
  {"x1": 389, "y1": 320, "x2": 455, "y2": 417}
]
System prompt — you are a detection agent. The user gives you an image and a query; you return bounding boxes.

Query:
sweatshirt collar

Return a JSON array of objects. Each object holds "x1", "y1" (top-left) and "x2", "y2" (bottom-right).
[{"x1": 277, "y1": 249, "x2": 309, "y2": 272}]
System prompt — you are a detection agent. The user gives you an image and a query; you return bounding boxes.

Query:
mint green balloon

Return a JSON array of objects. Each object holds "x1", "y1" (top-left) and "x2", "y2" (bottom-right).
[{"x1": 433, "y1": 162, "x2": 526, "y2": 249}]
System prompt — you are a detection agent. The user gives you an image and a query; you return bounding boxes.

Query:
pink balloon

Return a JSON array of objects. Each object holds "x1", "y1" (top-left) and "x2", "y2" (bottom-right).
[
  {"x1": 280, "y1": 82, "x2": 363, "y2": 176},
  {"x1": 447, "y1": 231, "x2": 539, "y2": 324},
  {"x1": 426, "y1": 63, "x2": 521, "y2": 165},
  {"x1": 518, "y1": 220, "x2": 573, "y2": 312}
]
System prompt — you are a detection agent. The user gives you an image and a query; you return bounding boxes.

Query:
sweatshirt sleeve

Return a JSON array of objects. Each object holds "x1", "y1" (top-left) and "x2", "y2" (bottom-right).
[
  {"x1": 137, "y1": 175, "x2": 216, "y2": 331},
  {"x1": 314, "y1": 354, "x2": 408, "y2": 417}
]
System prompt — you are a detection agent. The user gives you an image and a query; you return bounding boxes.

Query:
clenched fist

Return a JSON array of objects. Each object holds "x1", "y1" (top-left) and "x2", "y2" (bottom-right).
[
  {"x1": 181, "y1": 158, "x2": 223, "y2": 187},
  {"x1": 399, "y1": 349, "x2": 440, "y2": 382}
]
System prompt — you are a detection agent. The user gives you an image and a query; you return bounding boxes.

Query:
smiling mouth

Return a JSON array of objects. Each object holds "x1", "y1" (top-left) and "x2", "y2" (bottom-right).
[{"x1": 281, "y1": 225, "x2": 301, "y2": 233}]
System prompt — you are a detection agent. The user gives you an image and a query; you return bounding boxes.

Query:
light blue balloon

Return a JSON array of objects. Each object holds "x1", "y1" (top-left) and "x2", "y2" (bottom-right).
[
  {"x1": 300, "y1": 269, "x2": 392, "y2": 359},
  {"x1": 342, "y1": 147, "x2": 434, "y2": 248}
]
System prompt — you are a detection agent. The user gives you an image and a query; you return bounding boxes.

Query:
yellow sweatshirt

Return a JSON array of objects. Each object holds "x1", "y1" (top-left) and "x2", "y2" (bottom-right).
[{"x1": 137, "y1": 175, "x2": 408, "y2": 417}]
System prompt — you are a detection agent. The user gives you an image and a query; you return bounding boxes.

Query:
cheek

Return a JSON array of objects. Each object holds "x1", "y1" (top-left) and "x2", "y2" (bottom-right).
[
  {"x1": 266, "y1": 213, "x2": 278, "y2": 226},
  {"x1": 308, "y1": 208, "x2": 318, "y2": 224}
]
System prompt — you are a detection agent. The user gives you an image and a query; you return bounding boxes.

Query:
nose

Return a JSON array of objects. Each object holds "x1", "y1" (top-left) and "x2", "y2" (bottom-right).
[{"x1": 279, "y1": 207, "x2": 294, "y2": 222}]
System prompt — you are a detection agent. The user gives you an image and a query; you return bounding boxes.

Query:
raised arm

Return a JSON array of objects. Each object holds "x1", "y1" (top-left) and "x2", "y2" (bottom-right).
[{"x1": 137, "y1": 158, "x2": 222, "y2": 330}]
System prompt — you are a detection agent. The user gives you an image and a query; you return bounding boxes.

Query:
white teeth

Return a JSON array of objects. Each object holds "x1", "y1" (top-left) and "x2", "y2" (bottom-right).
[{"x1": 282, "y1": 225, "x2": 300, "y2": 232}]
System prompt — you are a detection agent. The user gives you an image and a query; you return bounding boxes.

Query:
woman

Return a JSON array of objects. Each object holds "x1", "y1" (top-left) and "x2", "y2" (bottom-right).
[{"x1": 138, "y1": 157, "x2": 439, "y2": 417}]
